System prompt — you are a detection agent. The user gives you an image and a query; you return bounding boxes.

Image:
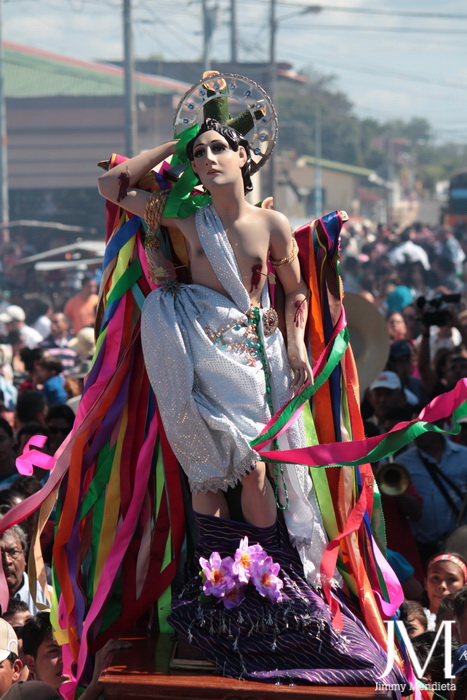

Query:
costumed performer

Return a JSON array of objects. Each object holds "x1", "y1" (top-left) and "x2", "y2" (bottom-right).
[{"x1": 97, "y1": 72, "x2": 409, "y2": 693}]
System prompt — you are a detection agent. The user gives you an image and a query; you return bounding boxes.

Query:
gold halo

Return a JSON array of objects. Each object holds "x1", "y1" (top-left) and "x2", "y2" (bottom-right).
[{"x1": 173, "y1": 73, "x2": 278, "y2": 173}]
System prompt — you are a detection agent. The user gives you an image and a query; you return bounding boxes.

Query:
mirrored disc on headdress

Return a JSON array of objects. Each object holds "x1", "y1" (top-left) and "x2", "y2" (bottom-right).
[{"x1": 173, "y1": 73, "x2": 278, "y2": 174}]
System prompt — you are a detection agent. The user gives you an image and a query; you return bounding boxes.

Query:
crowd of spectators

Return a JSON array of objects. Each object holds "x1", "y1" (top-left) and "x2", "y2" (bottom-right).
[
  {"x1": 0, "y1": 277, "x2": 123, "y2": 698},
  {"x1": 0, "y1": 218, "x2": 467, "y2": 695},
  {"x1": 340, "y1": 219, "x2": 467, "y2": 697}
]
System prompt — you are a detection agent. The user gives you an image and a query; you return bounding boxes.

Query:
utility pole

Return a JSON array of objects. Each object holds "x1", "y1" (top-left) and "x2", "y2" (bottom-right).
[
  {"x1": 268, "y1": 0, "x2": 277, "y2": 200},
  {"x1": 230, "y1": 0, "x2": 238, "y2": 64},
  {"x1": 123, "y1": 0, "x2": 138, "y2": 157},
  {"x1": 0, "y1": 0, "x2": 9, "y2": 243},
  {"x1": 202, "y1": 0, "x2": 217, "y2": 71},
  {"x1": 314, "y1": 110, "x2": 322, "y2": 217}
]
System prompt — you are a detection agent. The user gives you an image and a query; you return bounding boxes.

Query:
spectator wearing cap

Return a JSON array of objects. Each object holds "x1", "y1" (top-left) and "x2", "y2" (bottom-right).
[
  {"x1": 39, "y1": 313, "x2": 78, "y2": 374},
  {"x1": 0, "y1": 307, "x2": 42, "y2": 350},
  {"x1": 3, "y1": 598, "x2": 31, "y2": 683},
  {"x1": 396, "y1": 426, "x2": 467, "y2": 564},
  {"x1": 0, "y1": 526, "x2": 51, "y2": 614},
  {"x1": 0, "y1": 618, "x2": 22, "y2": 695},
  {"x1": 387, "y1": 340, "x2": 429, "y2": 407},
  {"x1": 366, "y1": 371, "x2": 418, "y2": 432},
  {"x1": 64, "y1": 278, "x2": 98, "y2": 335}
]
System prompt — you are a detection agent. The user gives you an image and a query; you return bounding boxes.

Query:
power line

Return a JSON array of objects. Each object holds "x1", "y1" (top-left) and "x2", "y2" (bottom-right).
[
  {"x1": 283, "y1": 49, "x2": 467, "y2": 93},
  {"x1": 234, "y1": 0, "x2": 467, "y2": 20},
  {"x1": 280, "y1": 24, "x2": 467, "y2": 35}
]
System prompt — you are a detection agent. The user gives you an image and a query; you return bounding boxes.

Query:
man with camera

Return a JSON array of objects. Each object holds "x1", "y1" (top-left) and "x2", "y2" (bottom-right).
[{"x1": 416, "y1": 293, "x2": 467, "y2": 399}]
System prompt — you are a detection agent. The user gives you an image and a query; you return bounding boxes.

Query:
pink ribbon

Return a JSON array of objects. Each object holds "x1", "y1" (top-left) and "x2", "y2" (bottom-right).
[
  {"x1": 371, "y1": 537, "x2": 404, "y2": 617},
  {"x1": 16, "y1": 435, "x2": 57, "y2": 476},
  {"x1": 258, "y1": 378, "x2": 467, "y2": 466}
]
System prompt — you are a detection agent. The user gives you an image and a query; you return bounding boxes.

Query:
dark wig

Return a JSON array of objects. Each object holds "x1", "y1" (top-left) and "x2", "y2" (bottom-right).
[{"x1": 186, "y1": 118, "x2": 253, "y2": 194}]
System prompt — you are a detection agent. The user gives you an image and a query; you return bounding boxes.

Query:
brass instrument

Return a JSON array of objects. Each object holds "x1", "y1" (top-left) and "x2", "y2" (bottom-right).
[{"x1": 375, "y1": 462, "x2": 411, "y2": 497}]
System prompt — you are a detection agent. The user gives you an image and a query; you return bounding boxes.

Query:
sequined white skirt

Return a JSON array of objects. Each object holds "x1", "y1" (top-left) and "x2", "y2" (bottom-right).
[
  {"x1": 141, "y1": 281, "x2": 334, "y2": 586},
  {"x1": 142, "y1": 281, "x2": 298, "y2": 493}
]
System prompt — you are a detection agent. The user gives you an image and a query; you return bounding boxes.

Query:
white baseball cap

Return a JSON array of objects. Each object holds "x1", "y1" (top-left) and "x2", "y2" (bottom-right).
[
  {"x1": 370, "y1": 371, "x2": 401, "y2": 392},
  {"x1": 0, "y1": 618, "x2": 18, "y2": 662},
  {"x1": 0, "y1": 305, "x2": 26, "y2": 323}
]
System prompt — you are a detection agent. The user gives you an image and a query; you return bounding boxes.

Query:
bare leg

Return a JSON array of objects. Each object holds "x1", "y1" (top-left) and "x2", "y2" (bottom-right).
[
  {"x1": 192, "y1": 489, "x2": 230, "y2": 519},
  {"x1": 241, "y1": 461, "x2": 277, "y2": 528}
]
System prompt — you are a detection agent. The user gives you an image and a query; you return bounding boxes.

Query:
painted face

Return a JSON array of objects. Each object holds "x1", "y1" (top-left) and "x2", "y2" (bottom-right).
[
  {"x1": 425, "y1": 561, "x2": 465, "y2": 614},
  {"x1": 191, "y1": 131, "x2": 246, "y2": 189},
  {"x1": 0, "y1": 531, "x2": 26, "y2": 595}
]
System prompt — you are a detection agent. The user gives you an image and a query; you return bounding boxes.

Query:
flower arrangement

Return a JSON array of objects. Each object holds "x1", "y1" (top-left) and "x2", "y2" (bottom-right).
[{"x1": 199, "y1": 536, "x2": 284, "y2": 609}]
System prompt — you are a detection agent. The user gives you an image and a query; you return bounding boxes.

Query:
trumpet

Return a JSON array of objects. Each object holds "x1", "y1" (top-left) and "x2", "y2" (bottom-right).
[{"x1": 375, "y1": 462, "x2": 411, "y2": 497}]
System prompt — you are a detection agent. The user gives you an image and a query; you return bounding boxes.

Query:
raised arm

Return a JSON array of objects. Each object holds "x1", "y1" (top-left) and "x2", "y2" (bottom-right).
[
  {"x1": 97, "y1": 141, "x2": 178, "y2": 222},
  {"x1": 269, "y1": 211, "x2": 313, "y2": 390}
]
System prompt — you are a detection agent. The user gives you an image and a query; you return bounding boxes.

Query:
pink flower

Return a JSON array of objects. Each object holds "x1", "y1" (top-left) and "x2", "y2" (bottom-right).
[
  {"x1": 250, "y1": 556, "x2": 284, "y2": 603},
  {"x1": 222, "y1": 582, "x2": 247, "y2": 609},
  {"x1": 199, "y1": 552, "x2": 236, "y2": 598},
  {"x1": 232, "y1": 536, "x2": 266, "y2": 584}
]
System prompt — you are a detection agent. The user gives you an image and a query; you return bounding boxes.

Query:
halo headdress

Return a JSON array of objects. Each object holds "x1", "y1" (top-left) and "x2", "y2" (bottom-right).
[
  {"x1": 173, "y1": 71, "x2": 278, "y2": 174},
  {"x1": 162, "y1": 71, "x2": 278, "y2": 220}
]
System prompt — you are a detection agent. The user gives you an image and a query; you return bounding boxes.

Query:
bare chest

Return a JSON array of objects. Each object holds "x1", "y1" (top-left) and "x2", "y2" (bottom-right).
[{"x1": 182, "y1": 217, "x2": 270, "y2": 301}]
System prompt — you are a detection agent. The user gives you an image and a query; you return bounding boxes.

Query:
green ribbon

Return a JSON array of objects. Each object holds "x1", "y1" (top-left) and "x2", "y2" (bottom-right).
[
  {"x1": 250, "y1": 327, "x2": 349, "y2": 449},
  {"x1": 163, "y1": 124, "x2": 212, "y2": 219}
]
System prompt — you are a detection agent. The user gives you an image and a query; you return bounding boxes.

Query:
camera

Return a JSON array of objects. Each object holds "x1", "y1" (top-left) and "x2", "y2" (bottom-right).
[{"x1": 416, "y1": 292, "x2": 461, "y2": 327}]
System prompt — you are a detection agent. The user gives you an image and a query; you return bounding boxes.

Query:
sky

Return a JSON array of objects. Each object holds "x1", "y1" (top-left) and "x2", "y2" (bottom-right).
[{"x1": 4, "y1": 0, "x2": 467, "y2": 144}]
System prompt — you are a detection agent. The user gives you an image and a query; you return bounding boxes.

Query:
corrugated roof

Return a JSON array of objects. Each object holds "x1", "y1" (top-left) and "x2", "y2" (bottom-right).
[
  {"x1": 296, "y1": 155, "x2": 374, "y2": 177},
  {"x1": 4, "y1": 42, "x2": 190, "y2": 98}
]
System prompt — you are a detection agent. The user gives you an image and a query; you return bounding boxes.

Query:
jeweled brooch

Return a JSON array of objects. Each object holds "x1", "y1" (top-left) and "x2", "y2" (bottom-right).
[{"x1": 263, "y1": 308, "x2": 279, "y2": 336}]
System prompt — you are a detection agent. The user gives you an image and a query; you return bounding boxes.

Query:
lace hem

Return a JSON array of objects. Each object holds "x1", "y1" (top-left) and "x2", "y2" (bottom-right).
[{"x1": 189, "y1": 453, "x2": 260, "y2": 494}]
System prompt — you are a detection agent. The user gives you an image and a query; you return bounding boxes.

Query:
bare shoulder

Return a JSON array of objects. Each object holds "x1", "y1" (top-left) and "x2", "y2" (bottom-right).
[
  {"x1": 263, "y1": 208, "x2": 293, "y2": 244},
  {"x1": 245, "y1": 205, "x2": 290, "y2": 234}
]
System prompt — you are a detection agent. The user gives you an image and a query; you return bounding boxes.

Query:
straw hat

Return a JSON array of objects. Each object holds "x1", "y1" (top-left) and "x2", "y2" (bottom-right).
[
  {"x1": 69, "y1": 327, "x2": 95, "y2": 359},
  {"x1": 343, "y1": 293, "x2": 390, "y2": 391}
]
